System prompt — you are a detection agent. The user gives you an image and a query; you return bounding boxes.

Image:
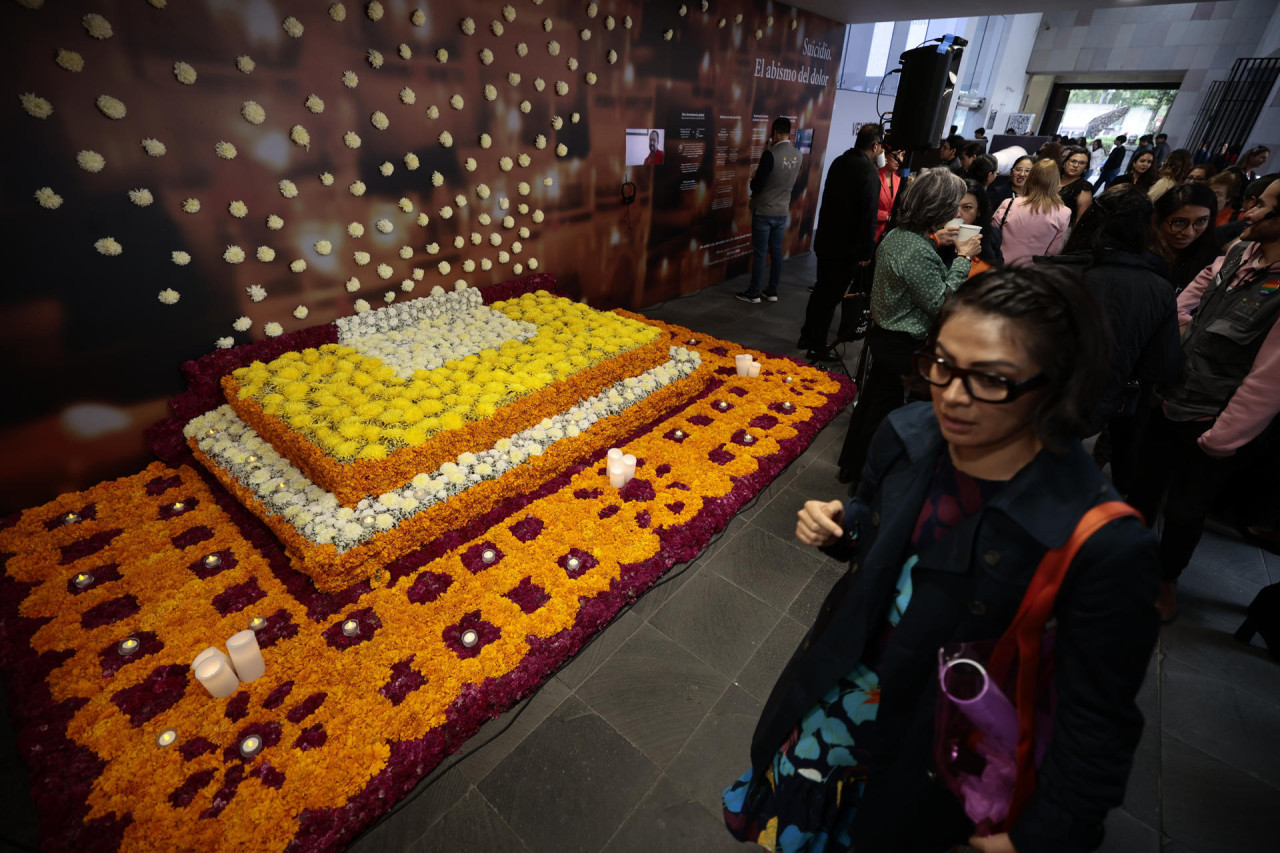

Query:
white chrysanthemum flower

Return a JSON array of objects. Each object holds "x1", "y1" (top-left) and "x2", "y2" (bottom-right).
[
  {"x1": 425, "y1": 104, "x2": 440, "y2": 119},
  {"x1": 506, "y1": 71, "x2": 523, "y2": 87},
  {"x1": 314, "y1": 240, "x2": 332, "y2": 255},
  {"x1": 518, "y1": 202, "x2": 529, "y2": 214},
  {"x1": 355, "y1": 299, "x2": 371, "y2": 313},
  {"x1": 215, "y1": 141, "x2": 238, "y2": 159},
  {"x1": 224, "y1": 245, "x2": 245, "y2": 263},
  {"x1": 347, "y1": 222, "x2": 365, "y2": 238},
  {"x1": 398, "y1": 197, "x2": 414, "y2": 213},
  {"x1": 264, "y1": 321, "x2": 284, "y2": 337},
  {"x1": 516, "y1": 41, "x2": 529, "y2": 57},
  {"x1": 330, "y1": 3, "x2": 346, "y2": 21},
  {"x1": 412, "y1": 268, "x2": 424, "y2": 280},
  {"x1": 174, "y1": 61, "x2": 197, "y2": 83},
  {"x1": 518, "y1": 226, "x2": 531, "y2": 238},
  {"x1": 216, "y1": 337, "x2": 234, "y2": 349},
  {"x1": 375, "y1": 218, "x2": 393, "y2": 234},
  {"x1": 232, "y1": 316, "x2": 252, "y2": 332},
  {"x1": 95, "y1": 237, "x2": 122, "y2": 256},
  {"x1": 354, "y1": 251, "x2": 371, "y2": 265},
  {"x1": 497, "y1": 250, "x2": 510, "y2": 263},
  {"x1": 437, "y1": 260, "x2": 452, "y2": 275},
  {"x1": 236, "y1": 55, "x2": 255, "y2": 73},
  {"x1": 158, "y1": 288, "x2": 180, "y2": 304},
  {"x1": 282, "y1": 16, "x2": 304, "y2": 37},
  {"x1": 404, "y1": 152, "x2": 420, "y2": 170},
  {"x1": 247, "y1": 284, "x2": 267, "y2": 302},
  {"x1": 96, "y1": 94, "x2": 126, "y2": 119},
  {"x1": 34, "y1": 187, "x2": 62, "y2": 209},
  {"x1": 489, "y1": 232, "x2": 503, "y2": 246},
  {"x1": 543, "y1": 176, "x2": 554, "y2": 187},
  {"x1": 503, "y1": 214, "x2": 516, "y2": 228},
  {"x1": 551, "y1": 115, "x2": 564, "y2": 131},
  {"x1": 533, "y1": 134, "x2": 548, "y2": 151},
  {"x1": 580, "y1": 28, "x2": 591, "y2": 40},
  {"x1": 367, "y1": 1, "x2": 383, "y2": 21},
  {"x1": 320, "y1": 172, "x2": 334, "y2": 186},
  {"x1": 367, "y1": 49, "x2": 384, "y2": 68},
  {"x1": 512, "y1": 262, "x2": 523, "y2": 275},
  {"x1": 349, "y1": 180, "x2": 367, "y2": 197},
  {"x1": 555, "y1": 80, "x2": 569, "y2": 96},
  {"x1": 754, "y1": 28, "x2": 762, "y2": 39},
  {"x1": 290, "y1": 259, "x2": 307, "y2": 273},
  {"x1": 481, "y1": 258, "x2": 493, "y2": 270},
  {"x1": 478, "y1": 212, "x2": 492, "y2": 225},
  {"x1": 182, "y1": 198, "x2": 200, "y2": 213},
  {"x1": 399, "y1": 245, "x2": 413, "y2": 259},
  {"x1": 228, "y1": 200, "x2": 248, "y2": 218},
  {"x1": 454, "y1": 193, "x2": 467, "y2": 208},
  {"x1": 568, "y1": 57, "x2": 579, "y2": 71},
  {"x1": 499, "y1": 156, "x2": 514, "y2": 172},
  {"x1": 411, "y1": 8, "x2": 426, "y2": 25},
  {"x1": 511, "y1": 240, "x2": 523, "y2": 254},
  {"x1": 571, "y1": 111, "x2": 581, "y2": 123},
  {"x1": 416, "y1": 212, "x2": 429, "y2": 226},
  {"x1": 346, "y1": 277, "x2": 361, "y2": 292},
  {"x1": 532, "y1": 209, "x2": 546, "y2": 224},
  {"x1": 293, "y1": 305, "x2": 309, "y2": 319},
  {"x1": 285, "y1": 125, "x2": 310, "y2": 150},
  {"x1": 483, "y1": 84, "x2": 497, "y2": 101},
  {"x1": 77, "y1": 150, "x2": 105, "y2": 172},
  {"x1": 586, "y1": 2, "x2": 598, "y2": 18},
  {"x1": 735, "y1": 13, "x2": 743, "y2": 23},
  {"x1": 257, "y1": 246, "x2": 275, "y2": 262},
  {"x1": 431, "y1": 171, "x2": 444, "y2": 188},
  {"x1": 585, "y1": 71, "x2": 597, "y2": 84},
  {"x1": 343, "y1": 70, "x2": 359, "y2": 88},
  {"x1": 499, "y1": 197, "x2": 511, "y2": 210},
  {"x1": 502, "y1": 4, "x2": 517, "y2": 22},
  {"x1": 476, "y1": 134, "x2": 493, "y2": 152},
  {"x1": 528, "y1": 257, "x2": 538, "y2": 270},
  {"x1": 440, "y1": 205, "x2": 454, "y2": 219},
  {"x1": 344, "y1": 131, "x2": 361, "y2": 148},
  {"x1": 547, "y1": 39, "x2": 560, "y2": 55},
  {"x1": 426, "y1": 242, "x2": 439, "y2": 254},
  {"x1": 450, "y1": 94, "x2": 464, "y2": 110},
  {"x1": 460, "y1": 17, "x2": 475, "y2": 35},
  {"x1": 83, "y1": 13, "x2": 113, "y2": 39},
  {"x1": 543, "y1": 19, "x2": 553, "y2": 33},
  {"x1": 242, "y1": 101, "x2": 266, "y2": 125},
  {"x1": 607, "y1": 49, "x2": 618, "y2": 65},
  {"x1": 767, "y1": 14, "x2": 774, "y2": 25},
  {"x1": 380, "y1": 161, "x2": 394, "y2": 176},
  {"x1": 556, "y1": 143, "x2": 568, "y2": 157},
  {"x1": 377, "y1": 263, "x2": 393, "y2": 279},
  {"x1": 172, "y1": 251, "x2": 191, "y2": 265},
  {"x1": 491, "y1": 19, "x2": 504, "y2": 36},
  {"x1": 518, "y1": 153, "x2": 531, "y2": 168},
  {"x1": 400, "y1": 86, "x2": 416, "y2": 105},
  {"x1": 401, "y1": 279, "x2": 415, "y2": 292},
  {"x1": 279, "y1": 179, "x2": 298, "y2": 198},
  {"x1": 439, "y1": 130, "x2": 453, "y2": 147},
  {"x1": 56, "y1": 49, "x2": 84, "y2": 73},
  {"x1": 267, "y1": 214, "x2": 284, "y2": 230},
  {"x1": 452, "y1": 235, "x2": 465, "y2": 249},
  {"x1": 384, "y1": 291, "x2": 397, "y2": 303},
  {"x1": 370, "y1": 110, "x2": 389, "y2": 130}
]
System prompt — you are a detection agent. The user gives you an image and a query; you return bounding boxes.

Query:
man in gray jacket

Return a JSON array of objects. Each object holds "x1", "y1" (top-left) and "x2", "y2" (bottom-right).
[{"x1": 739, "y1": 117, "x2": 802, "y2": 303}]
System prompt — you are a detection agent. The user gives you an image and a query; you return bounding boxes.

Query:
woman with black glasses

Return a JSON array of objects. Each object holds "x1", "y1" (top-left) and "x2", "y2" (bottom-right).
[
  {"x1": 1058, "y1": 146, "x2": 1094, "y2": 225},
  {"x1": 1150, "y1": 183, "x2": 1219, "y2": 292},
  {"x1": 724, "y1": 267, "x2": 1159, "y2": 853}
]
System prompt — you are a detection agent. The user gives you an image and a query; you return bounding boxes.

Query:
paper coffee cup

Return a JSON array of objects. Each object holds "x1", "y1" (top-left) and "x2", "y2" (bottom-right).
[{"x1": 956, "y1": 224, "x2": 981, "y2": 243}]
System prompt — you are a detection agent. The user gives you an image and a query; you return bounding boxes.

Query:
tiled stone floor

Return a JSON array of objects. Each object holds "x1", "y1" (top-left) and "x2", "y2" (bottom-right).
[{"x1": 2, "y1": 253, "x2": 1278, "y2": 852}]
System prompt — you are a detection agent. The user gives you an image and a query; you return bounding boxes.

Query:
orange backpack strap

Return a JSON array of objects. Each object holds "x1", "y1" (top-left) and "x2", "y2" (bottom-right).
[{"x1": 990, "y1": 500, "x2": 1142, "y2": 828}]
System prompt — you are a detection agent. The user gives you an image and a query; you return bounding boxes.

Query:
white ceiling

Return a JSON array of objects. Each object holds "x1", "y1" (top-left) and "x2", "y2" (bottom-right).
[{"x1": 789, "y1": 0, "x2": 1200, "y2": 26}]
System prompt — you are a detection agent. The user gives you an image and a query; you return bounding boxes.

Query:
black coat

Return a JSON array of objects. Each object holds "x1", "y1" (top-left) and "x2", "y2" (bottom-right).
[
  {"x1": 749, "y1": 403, "x2": 1159, "y2": 853},
  {"x1": 1036, "y1": 250, "x2": 1184, "y2": 429},
  {"x1": 814, "y1": 148, "x2": 880, "y2": 262},
  {"x1": 1102, "y1": 144, "x2": 1126, "y2": 173}
]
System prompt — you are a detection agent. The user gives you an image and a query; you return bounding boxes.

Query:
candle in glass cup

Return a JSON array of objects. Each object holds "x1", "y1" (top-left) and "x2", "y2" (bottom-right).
[
  {"x1": 342, "y1": 619, "x2": 360, "y2": 637},
  {"x1": 226, "y1": 630, "x2": 265, "y2": 682},
  {"x1": 193, "y1": 654, "x2": 240, "y2": 698}
]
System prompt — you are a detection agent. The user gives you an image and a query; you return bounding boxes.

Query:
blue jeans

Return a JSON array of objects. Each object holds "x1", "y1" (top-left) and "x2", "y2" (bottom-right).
[{"x1": 749, "y1": 214, "x2": 787, "y2": 295}]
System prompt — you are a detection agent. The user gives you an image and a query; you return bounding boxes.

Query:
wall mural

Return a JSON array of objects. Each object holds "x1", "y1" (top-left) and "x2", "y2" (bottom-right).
[{"x1": 1, "y1": 0, "x2": 843, "y2": 511}]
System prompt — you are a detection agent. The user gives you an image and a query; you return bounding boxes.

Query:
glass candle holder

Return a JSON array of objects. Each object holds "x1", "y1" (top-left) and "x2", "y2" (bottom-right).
[
  {"x1": 118, "y1": 637, "x2": 140, "y2": 656},
  {"x1": 461, "y1": 629, "x2": 479, "y2": 647},
  {"x1": 226, "y1": 629, "x2": 265, "y2": 682},
  {"x1": 156, "y1": 729, "x2": 177, "y2": 748},
  {"x1": 342, "y1": 619, "x2": 360, "y2": 637},
  {"x1": 203, "y1": 554, "x2": 222, "y2": 570},
  {"x1": 239, "y1": 735, "x2": 263, "y2": 758},
  {"x1": 249, "y1": 616, "x2": 267, "y2": 631},
  {"x1": 73, "y1": 572, "x2": 94, "y2": 588},
  {"x1": 63, "y1": 512, "x2": 80, "y2": 525}
]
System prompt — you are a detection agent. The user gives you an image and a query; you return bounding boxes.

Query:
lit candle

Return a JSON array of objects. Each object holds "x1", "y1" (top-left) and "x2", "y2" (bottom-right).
[
  {"x1": 413, "y1": 488, "x2": 427, "y2": 500},
  {"x1": 342, "y1": 619, "x2": 360, "y2": 637},
  {"x1": 461, "y1": 629, "x2": 479, "y2": 647},
  {"x1": 118, "y1": 637, "x2": 140, "y2": 656},
  {"x1": 73, "y1": 572, "x2": 94, "y2": 588},
  {"x1": 239, "y1": 735, "x2": 262, "y2": 758},
  {"x1": 743, "y1": 434, "x2": 755, "y2": 444},
  {"x1": 192, "y1": 654, "x2": 240, "y2": 698},
  {"x1": 63, "y1": 512, "x2": 80, "y2": 524},
  {"x1": 203, "y1": 554, "x2": 222, "y2": 569},
  {"x1": 226, "y1": 629, "x2": 266, "y2": 682},
  {"x1": 249, "y1": 616, "x2": 267, "y2": 631},
  {"x1": 481, "y1": 548, "x2": 496, "y2": 563},
  {"x1": 275, "y1": 482, "x2": 285, "y2": 490},
  {"x1": 363, "y1": 515, "x2": 375, "y2": 526},
  {"x1": 782, "y1": 401, "x2": 793, "y2": 411},
  {"x1": 673, "y1": 429, "x2": 684, "y2": 439},
  {"x1": 246, "y1": 455, "x2": 257, "y2": 464},
  {"x1": 206, "y1": 427, "x2": 216, "y2": 436},
  {"x1": 622, "y1": 454, "x2": 637, "y2": 481},
  {"x1": 156, "y1": 729, "x2": 177, "y2": 747},
  {"x1": 608, "y1": 462, "x2": 629, "y2": 488},
  {"x1": 784, "y1": 376, "x2": 793, "y2": 384},
  {"x1": 747, "y1": 361, "x2": 761, "y2": 378},
  {"x1": 171, "y1": 501, "x2": 185, "y2": 512},
  {"x1": 718, "y1": 401, "x2": 729, "y2": 411},
  {"x1": 734, "y1": 354, "x2": 752, "y2": 377},
  {"x1": 567, "y1": 556, "x2": 581, "y2": 572},
  {"x1": 686, "y1": 338, "x2": 698, "y2": 345}
]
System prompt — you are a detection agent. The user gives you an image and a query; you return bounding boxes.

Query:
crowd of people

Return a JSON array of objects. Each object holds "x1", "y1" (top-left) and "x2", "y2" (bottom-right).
[{"x1": 729, "y1": 120, "x2": 1280, "y2": 853}]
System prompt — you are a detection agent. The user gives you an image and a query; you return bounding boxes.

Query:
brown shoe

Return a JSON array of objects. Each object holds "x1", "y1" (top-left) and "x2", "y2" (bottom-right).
[{"x1": 1156, "y1": 580, "x2": 1178, "y2": 624}]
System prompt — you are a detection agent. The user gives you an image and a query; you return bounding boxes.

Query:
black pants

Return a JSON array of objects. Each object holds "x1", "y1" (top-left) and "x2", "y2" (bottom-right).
[
  {"x1": 837, "y1": 325, "x2": 923, "y2": 482},
  {"x1": 1127, "y1": 412, "x2": 1237, "y2": 582},
  {"x1": 1105, "y1": 389, "x2": 1156, "y2": 496},
  {"x1": 798, "y1": 255, "x2": 861, "y2": 350}
]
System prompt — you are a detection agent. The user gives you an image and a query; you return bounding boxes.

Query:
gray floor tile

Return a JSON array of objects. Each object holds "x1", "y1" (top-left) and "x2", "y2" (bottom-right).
[
  {"x1": 457, "y1": 677, "x2": 572, "y2": 784},
  {"x1": 1122, "y1": 653, "x2": 1162, "y2": 829},
  {"x1": 1161, "y1": 733, "x2": 1280, "y2": 853},
  {"x1": 1171, "y1": 562, "x2": 1260, "y2": 634},
  {"x1": 785, "y1": 455, "x2": 845, "y2": 499},
  {"x1": 665, "y1": 686, "x2": 763, "y2": 820},
  {"x1": 600, "y1": 774, "x2": 749, "y2": 853},
  {"x1": 555, "y1": 608, "x2": 645, "y2": 691},
  {"x1": 1161, "y1": 657, "x2": 1280, "y2": 789},
  {"x1": 648, "y1": 571, "x2": 783, "y2": 680},
  {"x1": 749, "y1": 484, "x2": 816, "y2": 544},
  {"x1": 709, "y1": 525, "x2": 818, "y2": 613},
  {"x1": 406, "y1": 788, "x2": 531, "y2": 853},
  {"x1": 575, "y1": 623, "x2": 729, "y2": 768},
  {"x1": 1097, "y1": 808, "x2": 1161, "y2": 853},
  {"x1": 348, "y1": 764, "x2": 471, "y2": 853},
  {"x1": 734, "y1": 613, "x2": 808, "y2": 703},
  {"x1": 477, "y1": 695, "x2": 659, "y2": 853},
  {"x1": 1159, "y1": 613, "x2": 1280, "y2": 706},
  {"x1": 1186, "y1": 531, "x2": 1271, "y2": 587}
]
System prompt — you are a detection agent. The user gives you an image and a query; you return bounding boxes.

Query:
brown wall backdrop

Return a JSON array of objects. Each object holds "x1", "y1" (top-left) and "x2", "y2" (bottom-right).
[{"x1": 0, "y1": 0, "x2": 843, "y2": 512}]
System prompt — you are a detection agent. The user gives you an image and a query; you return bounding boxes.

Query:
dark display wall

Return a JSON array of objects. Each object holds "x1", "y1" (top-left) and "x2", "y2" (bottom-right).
[{"x1": 0, "y1": 0, "x2": 843, "y2": 510}]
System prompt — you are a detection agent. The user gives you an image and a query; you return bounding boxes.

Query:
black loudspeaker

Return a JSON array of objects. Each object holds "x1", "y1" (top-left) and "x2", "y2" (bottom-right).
[{"x1": 890, "y1": 39, "x2": 965, "y2": 150}]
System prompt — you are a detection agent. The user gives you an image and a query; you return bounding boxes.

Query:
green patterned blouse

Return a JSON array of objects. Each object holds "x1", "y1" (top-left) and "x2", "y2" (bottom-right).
[{"x1": 870, "y1": 228, "x2": 970, "y2": 338}]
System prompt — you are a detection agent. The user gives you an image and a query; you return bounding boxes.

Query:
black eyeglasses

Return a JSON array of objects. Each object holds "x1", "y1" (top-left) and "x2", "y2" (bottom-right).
[
  {"x1": 1165, "y1": 216, "x2": 1211, "y2": 233},
  {"x1": 914, "y1": 351, "x2": 1048, "y2": 403}
]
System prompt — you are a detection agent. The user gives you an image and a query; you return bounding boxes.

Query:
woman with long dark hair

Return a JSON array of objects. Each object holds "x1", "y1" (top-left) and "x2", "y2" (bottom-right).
[
  {"x1": 725, "y1": 266, "x2": 1159, "y2": 853},
  {"x1": 1150, "y1": 183, "x2": 1219, "y2": 291},
  {"x1": 938, "y1": 178, "x2": 1003, "y2": 272},
  {"x1": 1058, "y1": 145, "x2": 1094, "y2": 225},
  {"x1": 1108, "y1": 148, "x2": 1157, "y2": 193},
  {"x1": 988, "y1": 155, "x2": 1033, "y2": 211}
]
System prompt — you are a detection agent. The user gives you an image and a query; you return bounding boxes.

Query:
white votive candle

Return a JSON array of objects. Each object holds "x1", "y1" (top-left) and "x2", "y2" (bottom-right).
[
  {"x1": 735, "y1": 353, "x2": 752, "y2": 377},
  {"x1": 342, "y1": 619, "x2": 360, "y2": 637},
  {"x1": 73, "y1": 572, "x2": 94, "y2": 588},
  {"x1": 226, "y1": 629, "x2": 265, "y2": 682},
  {"x1": 567, "y1": 556, "x2": 581, "y2": 572},
  {"x1": 622, "y1": 454, "x2": 637, "y2": 481},
  {"x1": 461, "y1": 629, "x2": 479, "y2": 647},
  {"x1": 481, "y1": 548, "x2": 496, "y2": 563},
  {"x1": 249, "y1": 616, "x2": 267, "y2": 631},
  {"x1": 63, "y1": 512, "x2": 80, "y2": 525},
  {"x1": 240, "y1": 735, "x2": 262, "y2": 757},
  {"x1": 156, "y1": 729, "x2": 177, "y2": 747},
  {"x1": 203, "y1": 554, "x2": 221, "y2": 569},
  {"x1": 747, "y1": 361, "x2": 761, "y2": 377},
  {"x1": 193, "y1": 654, "x2": 240, "y2": 698},
  {"x1": 118, "y1": 638, "x2": 140, "y2": 656}
]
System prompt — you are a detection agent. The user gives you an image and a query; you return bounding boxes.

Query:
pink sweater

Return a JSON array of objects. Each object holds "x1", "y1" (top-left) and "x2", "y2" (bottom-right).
[
  {"x1": 1176, "y1": 241, "x2": 1280, "y2": 456},
  {"x1": 992, "y1": 198, "x2": 1070, "y2": 266}
]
